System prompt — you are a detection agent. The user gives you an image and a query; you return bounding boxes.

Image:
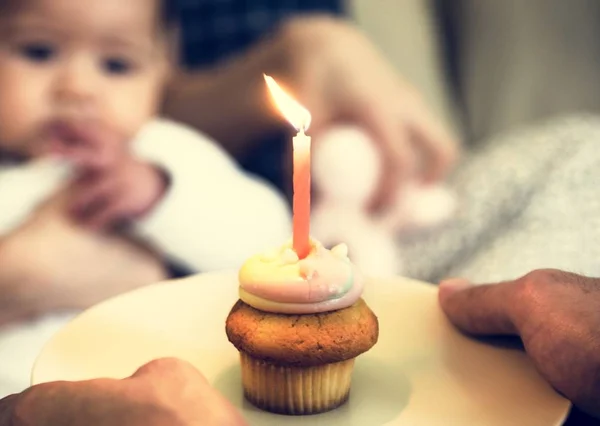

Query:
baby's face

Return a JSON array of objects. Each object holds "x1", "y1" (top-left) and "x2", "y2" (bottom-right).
[{"x1": 0, "y1": 0, "x2": 169, "y2": 158}]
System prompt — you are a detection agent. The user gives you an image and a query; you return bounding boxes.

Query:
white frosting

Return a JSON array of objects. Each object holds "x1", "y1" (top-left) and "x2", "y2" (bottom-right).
[{"x1": 238, "y1": 239, "x2": 363, "y2": 314}]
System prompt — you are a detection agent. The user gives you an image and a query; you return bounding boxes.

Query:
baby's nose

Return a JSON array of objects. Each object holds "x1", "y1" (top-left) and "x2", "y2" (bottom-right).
[{"x1": 53, "y1": 55, "x2": 101, "y2": 109}]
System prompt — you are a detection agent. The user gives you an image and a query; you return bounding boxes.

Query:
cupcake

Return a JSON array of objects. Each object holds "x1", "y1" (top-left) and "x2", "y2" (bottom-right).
[{"x1": 225, "y1": 239, "x2": 378, "y2": 415}]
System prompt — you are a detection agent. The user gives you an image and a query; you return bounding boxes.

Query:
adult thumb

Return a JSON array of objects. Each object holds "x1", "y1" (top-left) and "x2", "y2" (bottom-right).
[{"x1": 438, "y1": 278, "x2": 521, "y2": 336}]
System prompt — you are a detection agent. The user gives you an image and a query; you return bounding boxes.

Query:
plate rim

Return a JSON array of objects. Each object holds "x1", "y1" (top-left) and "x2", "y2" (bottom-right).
[{"x1": 31, "y1": 272, "x2": 573, "y2": 425}]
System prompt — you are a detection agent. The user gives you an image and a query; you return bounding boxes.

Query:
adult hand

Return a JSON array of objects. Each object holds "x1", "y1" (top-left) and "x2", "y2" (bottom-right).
[
  {"x1": 272, "y1": 16, "x2": 459, "y2": 210},
  {"x1": 0, "y1": 358, "x2": 247, "y2": 426},
  {"x1": 165, "y1": 15, "x2": 458, "y2": 211},
  {"x1": 439, "y1": 269, "x2": 600, "y2": 418}
]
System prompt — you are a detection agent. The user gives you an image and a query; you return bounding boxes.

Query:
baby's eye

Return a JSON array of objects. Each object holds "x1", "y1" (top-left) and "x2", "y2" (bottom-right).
[
  {"x1": 18, "y1": 43, "x2": 56, "y2": 63},
  {"x1": 102, "y1": 57, "x2": 135, "y2": 75}
]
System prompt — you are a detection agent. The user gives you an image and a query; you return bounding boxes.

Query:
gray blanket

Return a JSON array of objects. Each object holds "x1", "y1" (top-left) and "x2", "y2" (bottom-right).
[{"x1": 399, "y1": 114, "x2": 600, "y2": 284}]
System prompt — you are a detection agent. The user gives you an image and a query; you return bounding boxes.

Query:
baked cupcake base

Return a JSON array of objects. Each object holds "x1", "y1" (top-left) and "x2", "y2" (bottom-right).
[
  {"x1": 226, "y1": 299, "x2": 379, "y2": 416},
  {"x1": 240, "y1": 352, "x2": 355, "y2": 415}
]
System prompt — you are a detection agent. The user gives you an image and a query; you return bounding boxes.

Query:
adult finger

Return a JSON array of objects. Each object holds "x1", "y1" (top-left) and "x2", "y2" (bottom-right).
[
  {"x1": 132, "y1": 359, "x2": 250, "y2": 426},
  {"x1": 130, "y1": 358, "x2": 208, "y2": 386},
  {"x1": 438, "y1": 278, "x2": 523, "y2": 336},
  {"x1": 0, "y1": 394, "x2": 18, "y2": 425},
  {"x1": 2, "y1": 382, "x2": 89, "y2": 426},
  {"x1": 407, "y1": 102, "x2": 459, "y2": 183},
  {"x1": 358, "y1": 105, "x2": 417, "y2": 212}
]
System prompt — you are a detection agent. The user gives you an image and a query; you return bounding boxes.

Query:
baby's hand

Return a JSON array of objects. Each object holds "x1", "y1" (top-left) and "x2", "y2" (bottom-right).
[
  {"x1": 47, "y1": 121, "x2": 167, "y2": 230},
  {"x1": 69, "y1": 157, "x2": 167, "y2": 230}
]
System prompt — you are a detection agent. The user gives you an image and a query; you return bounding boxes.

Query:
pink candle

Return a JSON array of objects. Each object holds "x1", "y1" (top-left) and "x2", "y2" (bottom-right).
[
  {"x1": 292, "y1": 128, "x2": 311, "y2": 259},
  {"x1": 264, "y1": 75, "x2": 312, "y2": 258}
]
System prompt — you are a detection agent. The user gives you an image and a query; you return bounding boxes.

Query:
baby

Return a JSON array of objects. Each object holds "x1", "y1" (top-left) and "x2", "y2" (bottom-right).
[{"x1": 0, "y1": 0, "x2": 291, "y2": 394}]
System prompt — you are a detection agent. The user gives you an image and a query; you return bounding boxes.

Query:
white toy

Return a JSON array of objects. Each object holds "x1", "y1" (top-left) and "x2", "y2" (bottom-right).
[{"x1": 311, "y1": 125, "x2": 456, "y2": 277}]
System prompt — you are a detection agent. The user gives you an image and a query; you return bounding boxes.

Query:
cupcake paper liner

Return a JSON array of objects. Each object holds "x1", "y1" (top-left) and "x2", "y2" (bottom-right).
[{"x1": 239, "y1": 352, "x2": 355, "y2": 415}]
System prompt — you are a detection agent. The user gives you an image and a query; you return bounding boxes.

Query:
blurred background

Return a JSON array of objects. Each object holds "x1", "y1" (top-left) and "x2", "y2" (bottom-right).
[{"x1": 355, "y1": 0, "x2": 600, "y2": 144}]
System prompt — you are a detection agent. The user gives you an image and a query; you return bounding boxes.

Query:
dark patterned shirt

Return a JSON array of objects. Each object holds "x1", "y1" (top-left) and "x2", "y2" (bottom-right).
[{"x1": 177, "y1": 0, "x2": 345, "y2": 68}]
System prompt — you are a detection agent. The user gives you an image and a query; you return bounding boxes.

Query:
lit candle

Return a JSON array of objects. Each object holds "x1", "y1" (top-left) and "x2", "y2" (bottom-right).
[
  {"x1": 292, "y1": 127, "x2": 311, "y2": 259},
  {"x1": 264, "y1": 75, "x2": 311, "y2": 259}
]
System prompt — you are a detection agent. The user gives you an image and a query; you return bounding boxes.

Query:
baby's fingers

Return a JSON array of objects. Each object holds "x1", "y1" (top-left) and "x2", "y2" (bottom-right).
[
  {"x1": 47, "y1": 124, "x2": 122, "y2": 173},
  {"x1": 70, "y1": 176, "x2": 117, "y2": 226},
  {"x1": 84, "y1": 196, "x2": 131, "y2": 231}
]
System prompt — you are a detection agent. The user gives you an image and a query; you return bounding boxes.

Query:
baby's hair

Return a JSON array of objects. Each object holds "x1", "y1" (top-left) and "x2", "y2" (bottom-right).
[{"x1": 0, "y1": 1, "x2": 179, "y2": 28}]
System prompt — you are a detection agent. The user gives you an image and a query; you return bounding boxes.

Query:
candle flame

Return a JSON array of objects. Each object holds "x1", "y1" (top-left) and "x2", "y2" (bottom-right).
[{"x1": 264, "y1": 74, "x2": 311, "y2": 132}]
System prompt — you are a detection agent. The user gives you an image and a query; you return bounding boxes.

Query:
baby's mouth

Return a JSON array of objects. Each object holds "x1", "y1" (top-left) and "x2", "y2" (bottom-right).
[
  {"x1": 48, "y1": 122, "x2": 85, "y2": 144},
  {"x1": 46, "y1": 121, "x2": 90, "y2": 146}
]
